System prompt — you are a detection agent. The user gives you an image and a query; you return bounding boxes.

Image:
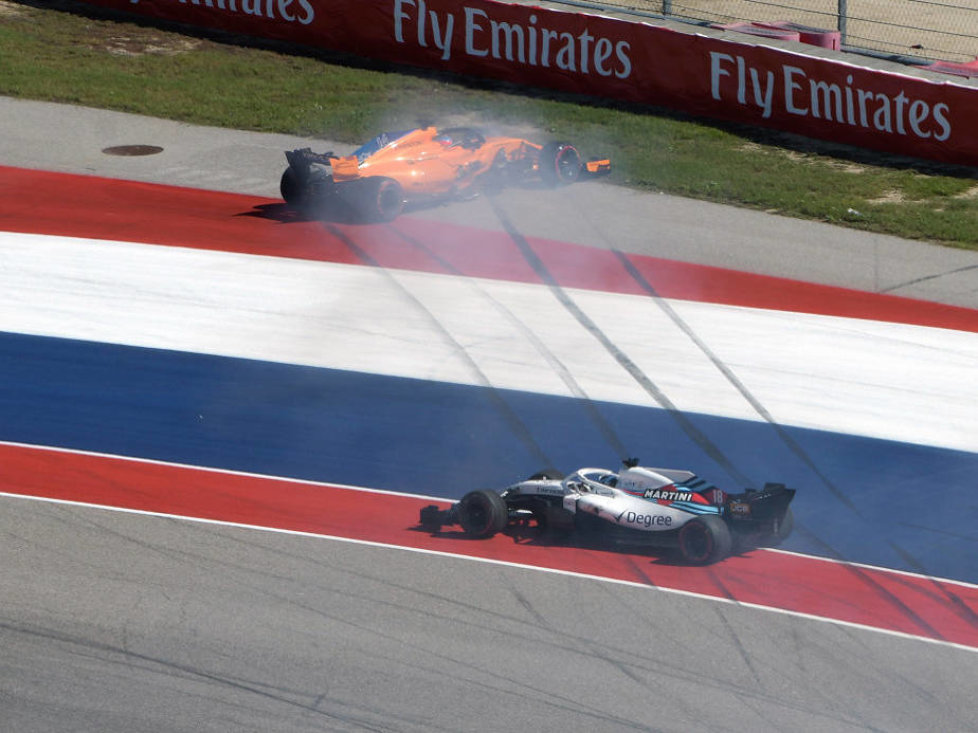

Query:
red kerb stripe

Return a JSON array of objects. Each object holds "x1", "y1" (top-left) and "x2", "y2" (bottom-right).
[
  {"x1": 2, "y1": 166, "x2": 976, "y2": 332},
  {"x1": 2, "y1": 443, "x2": 975, "y2": 650}
]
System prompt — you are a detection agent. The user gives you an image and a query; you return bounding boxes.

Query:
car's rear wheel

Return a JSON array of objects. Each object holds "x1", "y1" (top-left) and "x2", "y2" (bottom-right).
[
  {"x1": 678, "y1": 515, "x2": 733, "y2": 565},
  {"x1": 540, "y1": 142, "x2": 581, "y2": 187},
  {"x1": 281, "y1": 166, "x2": 332, "y2": 210},
  {"x1": 457, "y1": 490, "x2": 509, "y2": 538},
  {"x1": 356, "y1": 176, "x2": 404, "y2": 222},
  {"x1": 280, "y1": 167, "x2": 306, "y2": 206}
]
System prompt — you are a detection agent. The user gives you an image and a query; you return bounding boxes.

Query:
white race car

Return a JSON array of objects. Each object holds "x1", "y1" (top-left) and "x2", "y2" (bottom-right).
[{"x1": 419, "y1": 459, "x2": 796, "y2": 565}]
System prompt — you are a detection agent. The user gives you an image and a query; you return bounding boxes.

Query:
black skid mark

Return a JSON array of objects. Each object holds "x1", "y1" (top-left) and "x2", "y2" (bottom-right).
[
  {"x1": 611, "y1": 250, "x2": 861, "y2": 515},
  {"x1": 322, "y1": 222, "x2": 558, "y2": 474},
  {"x1": 486, "y1": 196, "x2": 752, "y2": 486},
  {"x1": 386, "y1": 222, "x2": 631, "y2": 460}
]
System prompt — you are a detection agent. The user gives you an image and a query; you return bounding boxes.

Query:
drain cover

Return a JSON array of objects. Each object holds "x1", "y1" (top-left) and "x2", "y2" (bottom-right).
[{"x1": 102, "y1": 144, "x2": 164, "y2": 156}]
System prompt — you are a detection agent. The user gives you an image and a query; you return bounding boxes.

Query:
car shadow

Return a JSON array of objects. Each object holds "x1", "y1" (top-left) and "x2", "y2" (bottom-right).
[
  {"x1": 407, "y1": 523, "x2": 736, "y2": 567},
  {"x1": 238, "y1": 180, "x2": 566, "y2": 226},
  {"x1": 237, "y1": 201, "x2": 367, "y2": 225}
]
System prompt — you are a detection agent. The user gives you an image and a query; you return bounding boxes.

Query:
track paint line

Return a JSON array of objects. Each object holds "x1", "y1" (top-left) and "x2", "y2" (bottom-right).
[
  {"x1": 0, "y1": 439, "x2": 447, "y2": 502},
  {"x1": 3, "y1": 489, "x2": 977, "y2": 656},
  {"x1": 2, "y1": 442, "x2": 976, "y2": 650},
  {"x1": 766, "y1": 547, "x2": 978, "y2": 591}
]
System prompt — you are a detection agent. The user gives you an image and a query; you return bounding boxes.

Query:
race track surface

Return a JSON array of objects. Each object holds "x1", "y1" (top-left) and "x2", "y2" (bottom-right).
[
  {"x1": 2, "y1": 95, "x2": 977, "y2": 731},
  {"x1": 3, "y1": 95, "x2": 978, "y2": 309},
  {"x1": 4, "y1": 499, "x2": 978, "y2": 733}
]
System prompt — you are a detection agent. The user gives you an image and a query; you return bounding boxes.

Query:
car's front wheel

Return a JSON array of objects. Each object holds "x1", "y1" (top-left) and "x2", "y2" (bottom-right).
[
  {"x1": 678, "y1": 515, "x2": 733, "y2": 565},
  {"x1": 457, "y1": 490, "x2": 508, "y2": 538}
]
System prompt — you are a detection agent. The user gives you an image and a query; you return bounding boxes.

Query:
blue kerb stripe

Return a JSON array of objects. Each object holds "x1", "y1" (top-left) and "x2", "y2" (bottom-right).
[{"x1": 4, "y1": 330, "x2": 978, "y2": 583}]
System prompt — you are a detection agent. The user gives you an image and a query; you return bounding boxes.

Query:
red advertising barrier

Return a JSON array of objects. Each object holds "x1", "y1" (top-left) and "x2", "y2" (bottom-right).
[{"x1": 78, "y1": 0, "x2": 978, "y2": 167}]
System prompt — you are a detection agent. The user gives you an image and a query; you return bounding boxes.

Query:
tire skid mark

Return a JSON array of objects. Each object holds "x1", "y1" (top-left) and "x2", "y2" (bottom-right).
[
  {"x1": 612, "y1": 249, "x2": 862, "y2": 515},
  {"x1": 387, "y1": 222, "x2": 630, "y2": 459},
  {"x1": 322, "y1": 221, "x2": 558, "y2": 474},
  {"x1": 711, "y1": 605, "x2": 763, "y2": 687},
  {"x1": 880, "y1": 264, "x2": 978, "y2": 294},
  {"x1": 486, "y1": 199, "x2": 969, "y2": 642},
  {"x1": 0, "y1": 620, "x2": 365, "y2": 725},
  {"x1": 794, "y1": 526, "x2": 947, "y2": 642},
  {"x1": 486, "y1": 195, "x2": 753, "y2": 487},
  {"x1": 546, "y1": 227, "x2": 957, "y2": 640},
  {"x1": 885, "y1": 540, "x2": 978, "y2": 632}
]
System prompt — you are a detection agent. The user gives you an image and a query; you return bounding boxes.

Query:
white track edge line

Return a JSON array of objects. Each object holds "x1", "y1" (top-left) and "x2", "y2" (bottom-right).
[
  {"x1": 3, "y1": 438, "x2": 977, "y2": 591},
  {"x1": 1, "y1": 490, "x2": 977, "y2": 656}
]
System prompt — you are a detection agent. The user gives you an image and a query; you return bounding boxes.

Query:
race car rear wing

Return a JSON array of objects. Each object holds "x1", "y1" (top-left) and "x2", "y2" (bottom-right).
[
  {"x1": 285, "y1": 147, "x2": 335, "y2": 170},
  {"x1": 726, "y1": 483, "x2": 795, "y2": 523},
  {"x1": 285, "y1": 147, "x2": 363, "y2": 182}
]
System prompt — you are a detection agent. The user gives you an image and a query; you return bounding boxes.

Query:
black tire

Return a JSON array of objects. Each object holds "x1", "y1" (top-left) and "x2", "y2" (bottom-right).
[
  {"x1": 280, "y1": 167, "x2": 306, "y2": 207},
  {"x1": 357, "y1": 176, "x2": 404, "y2": 222},
  {"x1": 457, "y1": 490, "x2": 509, "y2": 539},
  {"x1": 678, "y1": 515, "x2": 733, "y2": 565},
  {"x1": 539, "y1": 142, "x2": 581, "y2": 187},
  {"x1": 281, "y1": 166, "x2": 332, "y2": 210},
  {"x1": 527, "y1": 469, "x2": 564, "y2": 481}
]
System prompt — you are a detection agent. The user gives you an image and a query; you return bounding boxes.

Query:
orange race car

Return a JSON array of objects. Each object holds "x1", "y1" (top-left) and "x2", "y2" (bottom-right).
[{"x1": 279, "y1": 126, "x2": 610, "y2": 222}]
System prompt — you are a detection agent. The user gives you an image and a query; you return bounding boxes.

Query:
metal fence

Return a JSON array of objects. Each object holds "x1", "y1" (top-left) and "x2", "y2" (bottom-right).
[{"x1": 573, "y1": 1, "x2": 978, "y2": 63}]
